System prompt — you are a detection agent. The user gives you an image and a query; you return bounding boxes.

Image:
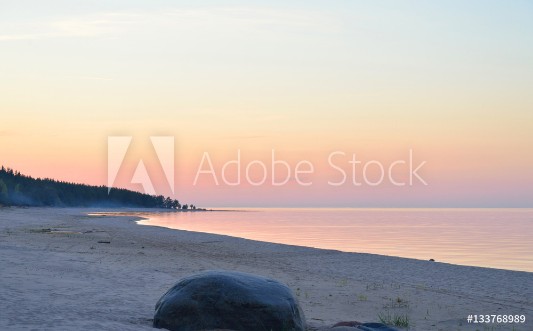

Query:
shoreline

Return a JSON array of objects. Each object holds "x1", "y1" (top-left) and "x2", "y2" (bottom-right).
[
  {"x1": 1, "y1": 207, "x2": 532, "y2": 330},
  {"x1": 136, "y1": 215, "x2": 533, "y2": 275},
  {"x1": 134, "y1": 207, "x2": 533, "y2": 273}
]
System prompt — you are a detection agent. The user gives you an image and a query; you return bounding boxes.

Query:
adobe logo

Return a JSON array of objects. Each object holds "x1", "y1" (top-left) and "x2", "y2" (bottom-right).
[{"x1": 107, "y1": 136, "x2": 174, "y2": 195}]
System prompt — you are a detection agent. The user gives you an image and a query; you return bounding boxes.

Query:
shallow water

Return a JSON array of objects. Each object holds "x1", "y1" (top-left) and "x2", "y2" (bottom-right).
[{"x1": 136, "y1": 208, "x2": 533, "y2": 272}]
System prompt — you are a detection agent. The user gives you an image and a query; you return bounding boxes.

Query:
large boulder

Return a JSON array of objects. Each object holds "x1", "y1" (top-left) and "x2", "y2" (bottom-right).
[{"x1": 153, "y1": 270, "x2": 306, "y2": 331}]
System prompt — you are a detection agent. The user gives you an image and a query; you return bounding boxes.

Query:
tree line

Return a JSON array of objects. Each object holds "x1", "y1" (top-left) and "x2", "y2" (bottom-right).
[{"x1": 0, "y1": 166, "x2": 195, "y2": 209}]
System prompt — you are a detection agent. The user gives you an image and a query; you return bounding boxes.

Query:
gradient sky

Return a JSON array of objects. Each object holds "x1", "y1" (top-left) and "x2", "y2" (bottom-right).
[{"x1": 1, "y1": 1, "x2": 532, "y2": 207}]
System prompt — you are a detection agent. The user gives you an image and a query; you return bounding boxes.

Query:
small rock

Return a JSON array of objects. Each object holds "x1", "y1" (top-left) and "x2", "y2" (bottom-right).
[
  {"x1": 356, "y1": 322, "x2": 399, "y2": 331},
  {"x1": 330, "y1": 322, "x2": 399, "y2": 331},
  {"x1": 333, "y1": 321, "x2": 362, "y2": 327}
]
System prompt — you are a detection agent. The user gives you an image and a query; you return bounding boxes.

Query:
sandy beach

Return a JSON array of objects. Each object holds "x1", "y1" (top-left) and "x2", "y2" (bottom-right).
[{"x1": 0, "y1": 207, "x2": 531, "y2": 331}]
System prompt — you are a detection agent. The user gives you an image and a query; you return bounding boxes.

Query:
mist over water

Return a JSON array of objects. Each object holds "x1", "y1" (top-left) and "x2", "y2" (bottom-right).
[{"x1": 137, "y1": 208, "x2": 533, "y2": 272}]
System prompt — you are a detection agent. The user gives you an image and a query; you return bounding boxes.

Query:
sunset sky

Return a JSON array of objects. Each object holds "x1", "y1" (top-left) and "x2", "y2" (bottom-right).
[{"x1": 1, "y1": 1, "x2": 532, "y2": 207}]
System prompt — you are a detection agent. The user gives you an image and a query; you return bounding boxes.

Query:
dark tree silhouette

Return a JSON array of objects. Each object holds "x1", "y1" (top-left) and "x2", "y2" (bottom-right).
[{"x1": 0, "y1": 166, "x2": 186, "y2": 209}]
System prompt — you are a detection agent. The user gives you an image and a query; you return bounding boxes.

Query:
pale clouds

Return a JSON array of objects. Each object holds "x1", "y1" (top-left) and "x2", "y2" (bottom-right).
[{"x1": 0, "y1": 7, "x2": 337, "y2": 42}]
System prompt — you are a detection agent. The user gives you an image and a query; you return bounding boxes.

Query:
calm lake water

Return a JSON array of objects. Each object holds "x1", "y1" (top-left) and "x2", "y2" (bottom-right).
[{"x1": 136, "y1": 208, "x2": 533, "y2": 272}]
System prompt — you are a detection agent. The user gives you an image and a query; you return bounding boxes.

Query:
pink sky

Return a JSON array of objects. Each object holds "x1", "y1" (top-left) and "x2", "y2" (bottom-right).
[{"x1": 1, "y1": 2, "x2": 532, "y2": 207}]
